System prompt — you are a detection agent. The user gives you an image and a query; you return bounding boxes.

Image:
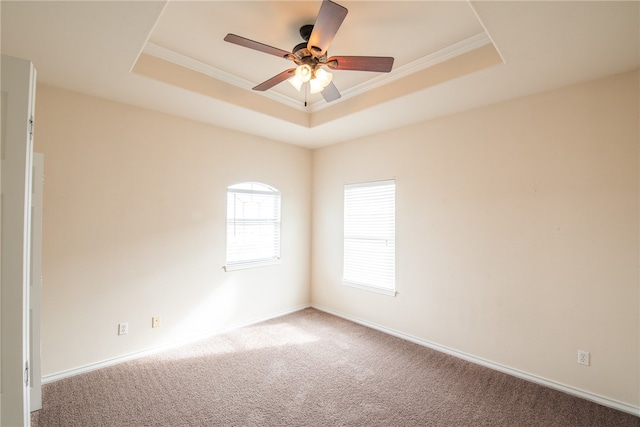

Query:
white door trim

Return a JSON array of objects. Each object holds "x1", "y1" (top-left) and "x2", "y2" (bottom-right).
[{"x1": 30, "y1": 153, "x2": 44, "y2": 411}]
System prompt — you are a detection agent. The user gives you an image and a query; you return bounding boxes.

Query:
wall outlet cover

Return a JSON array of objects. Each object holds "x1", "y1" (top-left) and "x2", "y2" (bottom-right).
[
  {"x1": 118, "y1": 322, "x2": 128, "y2": 336},
  {"x1": 577, "y1": 350, "x2": 590, "y2": 366}
]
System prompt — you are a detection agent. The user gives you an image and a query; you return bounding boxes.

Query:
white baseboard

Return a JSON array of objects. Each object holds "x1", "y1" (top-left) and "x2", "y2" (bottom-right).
[
  {"x1": 42, "y1": 304, "x2": 310, "y2": 384},
  {"x1": 312, "y1": 304, "x2": 640, "y2": 418}
]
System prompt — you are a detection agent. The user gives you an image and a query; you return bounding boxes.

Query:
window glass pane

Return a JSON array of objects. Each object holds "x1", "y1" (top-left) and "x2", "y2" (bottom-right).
[
  {"x1": 343, "y1": 180, "x2": 396, "y2": 293},
  {"x1": 226, "y1": 182, "x2": 281, "y2": 270}
]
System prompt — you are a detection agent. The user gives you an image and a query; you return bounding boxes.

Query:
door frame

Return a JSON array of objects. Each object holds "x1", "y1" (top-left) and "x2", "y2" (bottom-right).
[
  {"x1": 1, "y1": 54, "x2": 37, "y2": 426},
  {"x1": 30, "y1": 153, "x2": 44, "y2": 411}
]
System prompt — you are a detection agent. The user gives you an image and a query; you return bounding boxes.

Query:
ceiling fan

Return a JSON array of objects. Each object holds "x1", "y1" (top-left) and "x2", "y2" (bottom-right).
[{"x1": 224, "y1": 0, "x2": 394, "y2": 103}]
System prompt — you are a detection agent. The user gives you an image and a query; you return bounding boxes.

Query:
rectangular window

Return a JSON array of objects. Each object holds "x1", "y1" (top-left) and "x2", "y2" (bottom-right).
[
  {"x1": 226, "y1": 182, "x2": 281, "y2": 271},
  {"x1": 343, "y1": 179, "x2": 396, "y2": 295}
]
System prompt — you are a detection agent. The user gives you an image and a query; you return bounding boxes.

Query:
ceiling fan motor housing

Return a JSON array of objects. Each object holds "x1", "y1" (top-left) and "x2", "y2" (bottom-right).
[
  {"x1": 299, "y1": 24, "x2": 314, "y2": 42},
  {"x1": 292, "y1": 42, "x2": 308, "y2": 55},
  {"x1": 292, "y1": 25, "x2": 331, "y2": 71}
]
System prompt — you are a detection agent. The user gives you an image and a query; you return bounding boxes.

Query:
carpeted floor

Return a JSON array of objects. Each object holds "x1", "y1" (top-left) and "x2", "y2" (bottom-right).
[{"x1": 32, "y1": 308, "x2": 639, "y2": 426}]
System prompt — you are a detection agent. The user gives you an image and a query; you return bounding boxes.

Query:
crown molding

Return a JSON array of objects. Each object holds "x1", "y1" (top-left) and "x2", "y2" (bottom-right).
[{"x1": 142, "y1": 32, "x2": 492, "y2": 113}]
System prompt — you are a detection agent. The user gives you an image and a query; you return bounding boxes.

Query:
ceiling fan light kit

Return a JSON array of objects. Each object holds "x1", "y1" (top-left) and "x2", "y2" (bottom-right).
[
  {"x1": 224, "y1": 0, "x2": 394, "y2": 104},
  {"x1": 289, "y1": 64, "x2": 333, "y2": 94}
]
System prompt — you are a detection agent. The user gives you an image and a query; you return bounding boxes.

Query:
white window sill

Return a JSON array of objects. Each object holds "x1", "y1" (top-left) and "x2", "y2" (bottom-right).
[
  {"x1": 223, "y1": 259, "x2": 281, "y2": 272},
  {"x1": 343, "y1": 280, "x2": 397, "y2": 297}
]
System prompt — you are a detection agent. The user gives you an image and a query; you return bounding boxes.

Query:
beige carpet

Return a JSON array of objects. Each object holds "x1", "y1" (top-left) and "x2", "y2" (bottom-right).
[{"x1": 32, "y1": 308, "x2": 639, "y2": 426}]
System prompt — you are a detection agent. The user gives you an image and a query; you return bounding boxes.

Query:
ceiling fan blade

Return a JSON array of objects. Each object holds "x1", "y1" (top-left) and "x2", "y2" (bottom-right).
[
  {"x1": 224, "y1": 34, "x2": 291, "y2": 59},
  {"x1": 321, "y1": 81, "x2": 341, "y2": 102},
  {"x1": 327, "y1": 56, "x2": 394, "y2": 72},
  {"x1": 308, "y1": 0, "x2": 348, "y2": 58},
  {"x1": 252, "y1": 69, "x2": 296, "y2": 91}
]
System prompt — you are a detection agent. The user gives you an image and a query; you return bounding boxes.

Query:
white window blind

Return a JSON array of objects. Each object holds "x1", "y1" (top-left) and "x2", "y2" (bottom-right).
[
  {"x1": 225, "y1": 182, "x2": 281, "y2": 271},
  {"x1": 343, "y1": 179, "x2": 396, "y2": 295}
]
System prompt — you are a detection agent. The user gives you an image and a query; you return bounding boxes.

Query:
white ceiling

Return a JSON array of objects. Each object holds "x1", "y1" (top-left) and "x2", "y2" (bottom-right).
[{"x1": 1, "y1": 1, "x2": 638, "y2": 149}]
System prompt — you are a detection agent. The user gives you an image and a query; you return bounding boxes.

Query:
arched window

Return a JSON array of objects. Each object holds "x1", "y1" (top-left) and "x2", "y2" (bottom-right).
[{"x1": 225, "y1": 182, "x2": 281, "y2": 271}]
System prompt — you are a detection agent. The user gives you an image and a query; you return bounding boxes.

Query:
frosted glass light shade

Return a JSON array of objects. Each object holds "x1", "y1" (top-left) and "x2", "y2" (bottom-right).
[
  {"x1": 288, "y1": 76, "x2": 303, "y2": 91},
  {"x1": 315, "y1": 68, "x2": 333, "y2": 87},
  {"x1": 295, "y1": 65, "x2": 312, "y2": 83},
  {"x1": 309, "y1": 78, "x2": 323, "y2": 94}
]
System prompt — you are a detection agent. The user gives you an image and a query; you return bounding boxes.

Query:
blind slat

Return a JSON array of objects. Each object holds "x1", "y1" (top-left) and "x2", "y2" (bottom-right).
[
  {"x1": 226, "y1": 182, "x2": 281, "y2": 268},
  {"x1": 344, "y1": 180, "x2": 395, "y2": 291}
]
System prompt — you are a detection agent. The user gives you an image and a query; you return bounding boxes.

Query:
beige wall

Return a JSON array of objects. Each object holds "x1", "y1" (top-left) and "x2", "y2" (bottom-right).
[
  {"x1": 312, "y1": 70, "x2": 639, "y2": 406},
  {"x1": 34, "y1": 70, "x2": 639, "y2": 409},
  {"x1": 34, "y1": 85, "x2": 312, "y2": 375}
]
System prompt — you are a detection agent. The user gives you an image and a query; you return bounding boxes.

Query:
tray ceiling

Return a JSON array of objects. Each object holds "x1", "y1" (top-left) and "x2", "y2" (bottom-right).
[{"x1": 1, "y1": 1, "x2": 638, "y2": 148}]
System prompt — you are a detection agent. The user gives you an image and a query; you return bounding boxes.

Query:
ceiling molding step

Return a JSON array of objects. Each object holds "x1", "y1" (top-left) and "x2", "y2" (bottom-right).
[
  {"x1": 335, "y1": 32, "x2": 494, "y2": 101},
  {"x1": 306, "y1": 32, "x2": 493, "y2": 113},
  {"x1": 142, "y1": 32, "x2": 493, "y2": 112},
  {"x1": 142, "y1": 42, "x2": 307, "y2": 111},
  {"x1": 132, "y1": 53, "x2": 310, "y2": 128}
]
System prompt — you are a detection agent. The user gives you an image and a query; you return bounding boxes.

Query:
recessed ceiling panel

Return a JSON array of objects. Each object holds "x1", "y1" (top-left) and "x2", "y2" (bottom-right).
[
  {"x1": 146, "y1": 1, "x2": 486, "y2": 106},
  {"x1": 3, "y1": 0, "x2": 635, "y2": 148}
]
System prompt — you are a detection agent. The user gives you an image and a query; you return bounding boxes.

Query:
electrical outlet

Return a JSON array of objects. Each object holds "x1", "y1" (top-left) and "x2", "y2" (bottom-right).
[
  {"x1": 577, "y1": 350, "x2": 590, "y2": 366},
  {"x1": 118, "y1": 322, "x2": 128, "y2": 336},
  {"x1": 152, "y1": 316, "x2": 160, "y2": 328}
]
